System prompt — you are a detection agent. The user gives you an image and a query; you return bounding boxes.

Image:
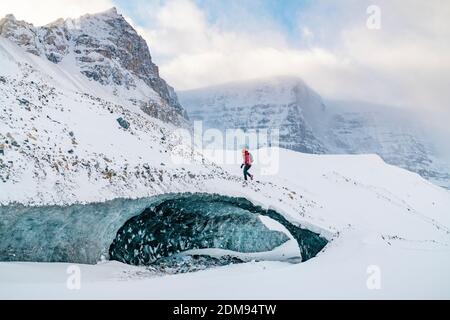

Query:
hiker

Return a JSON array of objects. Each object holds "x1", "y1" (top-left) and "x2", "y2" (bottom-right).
[{"x1": 241, "y1": 146, "x2": 254, "y2": 181}]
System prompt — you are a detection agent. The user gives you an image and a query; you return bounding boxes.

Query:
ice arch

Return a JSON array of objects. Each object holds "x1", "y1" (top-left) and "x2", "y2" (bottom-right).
[{"x1": 0, "y1": 194, "x2": 327, "y2": 265}]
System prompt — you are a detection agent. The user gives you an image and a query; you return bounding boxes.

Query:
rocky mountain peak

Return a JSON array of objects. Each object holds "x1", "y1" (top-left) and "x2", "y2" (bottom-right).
[
  {"x1": 97, "y1": 7, "x2": 119, "y2": 17},
  {"x1": 0, "y1": 14, "x2": 42, "y2": 56},
  {"x1": 1, "y1": 14, "x2": 16, "y2": 22},
  {"x1": 74, "y1": 7, "x2": 129, "y2": 29},
  {"x1": 0, "y1": 9, "x2": 187, "y2": 125},
  {"x1": 45, "y1": 17, "x2": 66, "y2": 27},
  {"x1": 180, "y1": 77, "x2": 328, "y2": 154},
  {"x1": 75, "y1": 7, "x2": 120, "y2": 20}
]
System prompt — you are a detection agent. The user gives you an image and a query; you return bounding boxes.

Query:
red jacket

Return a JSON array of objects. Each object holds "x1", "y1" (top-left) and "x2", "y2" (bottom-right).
[{"x1": 242, "y1": 149, "x2": 252, "y2": 165}]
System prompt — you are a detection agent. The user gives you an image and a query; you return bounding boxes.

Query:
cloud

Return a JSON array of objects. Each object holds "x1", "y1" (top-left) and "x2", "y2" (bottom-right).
[
  {"x1": 0, "y1": 0, "x2": 114, "y2": 26},
  {"x1": 325, "y1": 0, "x2": 450, "y2": 134},
  {"x1": 130, "y1": 0, "x2": 450, "y2": 136},
  {"x1": 1, "y1": 0, "x2": 449, "y2": 135},
  {"x1": 134, "y1": 0, "x2": 345, "y2": 91}
]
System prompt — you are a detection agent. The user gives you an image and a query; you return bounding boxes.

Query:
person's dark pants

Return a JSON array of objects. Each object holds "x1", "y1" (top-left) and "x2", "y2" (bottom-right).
[{"x1": 243, "y1": 164, "x2": 253, "y2": 181}]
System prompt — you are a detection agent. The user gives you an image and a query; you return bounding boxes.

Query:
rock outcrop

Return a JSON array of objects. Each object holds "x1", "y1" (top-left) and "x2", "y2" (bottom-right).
[{"x1": 0, "y1": 8, "x2": 188, "y2": 126}]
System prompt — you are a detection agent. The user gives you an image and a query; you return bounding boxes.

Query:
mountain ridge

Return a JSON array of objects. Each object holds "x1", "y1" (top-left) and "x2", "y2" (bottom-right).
[
  {"x1": 0, "y1": 8, "x2": 188, "y2": 125},
  {"x1": 179, "y1": 77, "x2": 450, "y2": 188}
]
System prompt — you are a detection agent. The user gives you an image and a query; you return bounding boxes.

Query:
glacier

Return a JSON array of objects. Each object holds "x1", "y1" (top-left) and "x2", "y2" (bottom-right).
[
  {"x1": 1, "y1": 148, "x2": 450, "y2": 299},
  {"x1": 0, "y1": 193, "x2": 327, "y2": 266}
]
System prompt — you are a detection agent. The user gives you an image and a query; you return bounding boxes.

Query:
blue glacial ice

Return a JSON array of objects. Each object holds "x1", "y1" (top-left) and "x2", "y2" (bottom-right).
[{"x1": 0, "y1": 193, "x2": 327, "y2": 266}]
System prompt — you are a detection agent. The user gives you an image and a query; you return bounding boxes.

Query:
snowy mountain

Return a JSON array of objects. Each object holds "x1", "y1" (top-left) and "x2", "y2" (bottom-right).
[
  {"x1": 324, "y1": 100, "x2": 450, "y2": 188},
  {"x1": 0, "y1": 7, "x2": 188, "y2": 126},
  {"x1": 179, "y1": 77, "x2": 450, "y2": 188},
  {"x1": 180, "y1": 77, "x2": 327, "y2": 154},
  {"x1": 0, "y1": 8, "x2": 203, "y2": 204},
  {"x1": 1, "y1": 149, "x2": 450, "y2": 299},
  {"x1": 0, "y1": 35, "x2": 218, "y2": 205},
  {"x1": 1, "y1": 9, "x2": 450, "y2": 299}
]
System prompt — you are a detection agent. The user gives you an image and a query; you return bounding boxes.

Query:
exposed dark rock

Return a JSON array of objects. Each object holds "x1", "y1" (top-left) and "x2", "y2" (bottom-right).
[
  {"x1": 0, "y1": 8, "x2": 189, "y2": 127},
  {"x1": 116, "y1": 117, "x2": 130, "y2": 129},
  {"x1": 17, "y1": 98, "x2": 30, "y2": 106}
]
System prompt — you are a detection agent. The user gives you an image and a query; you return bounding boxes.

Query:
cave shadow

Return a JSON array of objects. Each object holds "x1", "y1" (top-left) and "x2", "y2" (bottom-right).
[{"x1": 109, "y1": 193, "x2": 328, "y2": 267}]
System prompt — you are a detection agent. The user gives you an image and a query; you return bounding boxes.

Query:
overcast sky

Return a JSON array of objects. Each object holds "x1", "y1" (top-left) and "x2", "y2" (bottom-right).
[{"x1": 1, "y1": 0, "x2": 449, "y2": 131}]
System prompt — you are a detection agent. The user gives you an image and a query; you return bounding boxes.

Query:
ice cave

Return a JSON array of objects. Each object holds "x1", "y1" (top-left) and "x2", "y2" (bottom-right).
[{"x1": 0, "y1": 194, "x2": 328, "y2": 271}]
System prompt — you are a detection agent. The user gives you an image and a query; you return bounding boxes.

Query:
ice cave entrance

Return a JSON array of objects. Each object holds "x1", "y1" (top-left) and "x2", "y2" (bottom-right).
[
  {"x1": 109, "y1": 194, "x2": 328, "y2": 268},
  {"x1": 0, "y1": 193, "x2": 327, "y2": 272}
]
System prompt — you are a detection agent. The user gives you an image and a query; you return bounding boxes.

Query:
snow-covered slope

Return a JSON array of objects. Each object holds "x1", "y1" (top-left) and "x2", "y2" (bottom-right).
[
  {"x1": 179, "y1": 77, "x2": 450, "y2": 189},
  {"x1": 0, "y1": 8, "x2": 188, "y2": 126},
  {"x1": 1, "y1": 43, "x2": 450, "y2": 296},
  {"x1": 1, "y1": 9, "x2": 450, "y2": 300},
  {"x1": 0, "y1": 36, "x2": 202, "y2": 204},
  {"x1": 1, "y1": 149, "x2": 449, "y2": 299}
]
